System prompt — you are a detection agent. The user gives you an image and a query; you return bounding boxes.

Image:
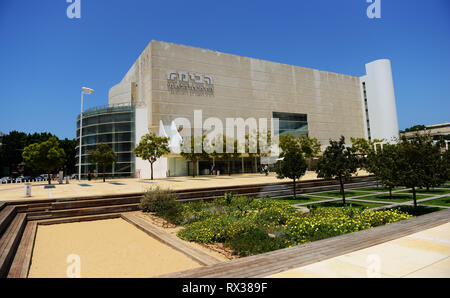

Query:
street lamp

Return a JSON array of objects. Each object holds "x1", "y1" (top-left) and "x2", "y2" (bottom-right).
[{"x1": 78, "y1": 87, "x2": 94, "y2": 181}]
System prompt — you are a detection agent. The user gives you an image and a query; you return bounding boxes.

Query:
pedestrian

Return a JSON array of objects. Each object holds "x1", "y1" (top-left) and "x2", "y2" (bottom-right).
[
  {"x1": 94, "y1": 169, "x2": 98, "y2": 181},
  {"x1": 264, "y1": 164, "x2": 268, "y2": 176},
  {"x1": 88, "y1": 170, "x2": 91, "y2": 181}
]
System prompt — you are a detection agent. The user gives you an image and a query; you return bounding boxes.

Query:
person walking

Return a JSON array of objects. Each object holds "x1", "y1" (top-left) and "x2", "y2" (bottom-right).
[
  {"x1": 264, "y1": 164, "x2": 268, "y2": 176},
  {"x1": 94, "y1": 169, "x2": 98, "y2": 181},
  {"x1": 87, "y1": 170, "x2": 91, "y2": 181}
]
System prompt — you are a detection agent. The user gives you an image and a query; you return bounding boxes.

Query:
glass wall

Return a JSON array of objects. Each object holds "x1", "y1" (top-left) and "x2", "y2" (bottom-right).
[
  {"x1": 75, "y1": 105, "x2": 135, "y2": 179},
  {"x1": 273, "y1": 112, "x2": 308, "y2": 137}
]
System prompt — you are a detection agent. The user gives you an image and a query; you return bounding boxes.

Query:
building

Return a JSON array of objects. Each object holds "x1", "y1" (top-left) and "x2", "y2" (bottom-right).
[
  {"x1": 76, "y1": 40, "x2": 399, "y2": 179},
  {"x1": 400, "y1": 123, "x2": 450, "y2": 150},
  {"x1": 400, "y1": 123, "x2": 450, "y2": 139}
]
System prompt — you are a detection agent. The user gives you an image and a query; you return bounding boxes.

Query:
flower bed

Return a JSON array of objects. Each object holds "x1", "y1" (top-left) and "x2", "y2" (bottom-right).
[{"x1": 139, "y1": 189, "x2": 414, "y2": 257}]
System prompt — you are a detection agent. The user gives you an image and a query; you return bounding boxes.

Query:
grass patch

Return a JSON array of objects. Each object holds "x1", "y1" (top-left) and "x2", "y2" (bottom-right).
[
  {"x1": 354, "y1": 186, "x2": 405, "y2": 192},
  {"x1": 262, "y1": 196, "x2": 326, "y2": 205},
  {"x1": 386, "y1": 205, "x2": 442, "y2": 216},
  {"x1": 306, "y1": 201, "x2": 388, "y2": 210},
  {"x1": 311, "y1": 190, "x2": 373, "y2": 198},
  {"x1": 420, "y1": 197, "x2": 450, "y2": 207},
  {"x1": 352, "y1": 194, "x2": 418, "y2": 203},
  {"x1": 397, "y1": 188, "x2": 450, "y2": 195}
]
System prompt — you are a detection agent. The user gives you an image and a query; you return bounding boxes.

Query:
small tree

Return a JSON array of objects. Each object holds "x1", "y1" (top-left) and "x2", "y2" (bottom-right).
[
  {"x1": 276, "y1": 134, "x2": 308, "y2": 199},
  {"x1": 208, "y1": 135, "x2": 240, "y2": 176},
  {"x1": 180, "y1": 135, "x2": 209, "y2": 177},
  {"x1": 368, "y1": 144, "x2": 400, "y2": 198},
  {"x1": 350, "y1": 137, "x2": 383, "y2": 169},
  {"x1": 22, "y1": 137, "x2": 66, "y2": 185},
  {"x1": 316, "y1": 136, "x2": 358, "y2": 204},
  {"x1": 396, "y1": 134, "x2": 443, "y2": 207},
  {"x1": 422, "y1": 136, "x2": 447, "y2": 191},
  {"x1": 246, "y1": 130, "x2": 273, "y2": 173},
  {"x1": 88, "y1": 143, "x2": 117, "y2": 182},
  {"x1": 221, "y1": 136, "x2": 241, "y2": 175},
  {"x1": 134, "y1": 133, "x2": 170, "y2": 180},
  {"x1": 298, "y1": 136, "x2": 321, "y2": 170},
  {"x1": 442, "y1": 149, "x2": 450, "y2": 182}
]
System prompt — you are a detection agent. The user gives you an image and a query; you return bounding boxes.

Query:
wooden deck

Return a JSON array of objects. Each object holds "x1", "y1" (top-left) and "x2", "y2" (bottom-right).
[
  {"x1": 7, "y1": 221, "x2": 37, "y2": 278},
  {"x1": 0, "y1": 213, "x2": 26, "y2": 277},
  {"x1": 159, "y1": 208, "x2": 450, "y2": 278}
]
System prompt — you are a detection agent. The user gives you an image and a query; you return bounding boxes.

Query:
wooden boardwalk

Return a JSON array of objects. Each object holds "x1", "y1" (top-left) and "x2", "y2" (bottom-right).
[
  {"x1": 7, "y1": 221, "x2": 37, "y2": 278},
  {"x1": 159, "y1": 208, "x2": 450, "y2": 278}
]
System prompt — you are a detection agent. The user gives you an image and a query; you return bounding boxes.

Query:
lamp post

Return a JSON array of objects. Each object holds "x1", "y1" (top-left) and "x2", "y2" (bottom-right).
[{"x1": 78, "y1": 87, "x2": 94, "y2": 181}]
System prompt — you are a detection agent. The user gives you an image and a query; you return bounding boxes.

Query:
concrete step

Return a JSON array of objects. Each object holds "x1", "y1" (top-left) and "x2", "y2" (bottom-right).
[
  {"x1": 27, "y1": 204, "x2": 139, "y2": 221},
  {"x1": 50, "y1": 196, "x2": 142, "y2": 210}
]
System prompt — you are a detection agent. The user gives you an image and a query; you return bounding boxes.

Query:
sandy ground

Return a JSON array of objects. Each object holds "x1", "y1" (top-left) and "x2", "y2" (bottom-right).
[
  {"x1": 0, "y1": 170, "x2": 371, "y2": 202},
  {"x1": 28, "y1": 219, "x2": 202, "y2": 278},
  {"x1": 134, "y1": 211, "x2": 235, "y2": 261}
]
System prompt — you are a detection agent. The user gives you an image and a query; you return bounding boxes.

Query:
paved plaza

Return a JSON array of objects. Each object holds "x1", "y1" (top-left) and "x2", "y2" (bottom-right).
[
  {"x1": 0, "y1": 171, "x2": 370, "y2": 202},
  {"x1": 270, "y1": 222, "x2": 450, "y2": 278}
]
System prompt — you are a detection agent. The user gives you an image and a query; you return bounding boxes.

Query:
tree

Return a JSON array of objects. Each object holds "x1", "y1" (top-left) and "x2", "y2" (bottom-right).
[
  {"x1": 220, "y1": 136, "x2": 241, "y2": 175},
  {"x1": 134, "y1": 133, "x2": 170, "y2": 180},
  {"x1": 395, "y1": 134, "x2": 428, "y2": 207},
  {"x1": 276, "y1": 134, "x2": 308, "y2": 199},
  {"x1": 0, "y1": 131, "x2": 27, "y2": 176},
  {"x1": 402, "y1": 124, "x2": 426, "y2": 133},
  {"x1": 180, "y1": 135, "x2": 210, "y2": 177},
  {"x1": 421, "y1": 135, "x2": 447, "y2": 191},
  {"x1": 245, "y1": 129, "x2": 274, "y2": 173},
  {"x1": 316, "y1": 136, "x2": 358, "y2": 203},
  {"x1": 442, "y1": 149, "x2": 450, "y2": 182},
  {"x1": 59, "y1": 138, "x2": 77, "y2": 175},
  {"x1": 88, "y1": 143, "x2": 117, "y2": 182},
  {"x1": 298, "y1": 136, "x2": 321, "y2": 170},
  {"x1": 22, "y1": 137, "x2": 66, "y2": 185},
  {"x1": 396, "y1": 133, "x2": 448, "y2": 207},
  {"x1": 350, "y1": 137, "x2": 384, "y2": 169},
  {"x1": 367, "y1": 144, "x2": 400, "y2": 198}
]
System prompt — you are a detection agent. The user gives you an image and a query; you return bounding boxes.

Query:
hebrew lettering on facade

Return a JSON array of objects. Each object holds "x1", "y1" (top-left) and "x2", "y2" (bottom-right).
[
  {"x1": 178, "y1": 71, "x2": 189, "y2": 82},
  {"x1": 190, "y1": 72, "x2": 204, "y2": 83},
  {"x1": 167, "y1": 70, "x2": 178, "y2": 81},
  {"x1": 204, "y1": 75, "x2": 213, "y2": 85}
]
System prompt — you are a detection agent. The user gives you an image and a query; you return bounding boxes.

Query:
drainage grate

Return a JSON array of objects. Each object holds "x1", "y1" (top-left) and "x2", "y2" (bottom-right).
[{"x1": 78, "y1": 184, "x2": 92, "y2": 187}]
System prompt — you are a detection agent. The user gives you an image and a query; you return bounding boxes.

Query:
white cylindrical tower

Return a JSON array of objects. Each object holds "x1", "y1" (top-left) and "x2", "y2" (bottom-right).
[{"x1": 361, "y1": 59, "x2": 399, "y2": 142}]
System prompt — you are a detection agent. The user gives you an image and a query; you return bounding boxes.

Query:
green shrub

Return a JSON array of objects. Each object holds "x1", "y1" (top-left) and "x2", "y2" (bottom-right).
[
  {"x1": 224, "y1": 228, "x2": 291, "y2": 257},
  {"x1": 139, "y1": 186, "x2": 178, "y2": 212},
  {"x1": 282, "y1": 207, "x2": 411, "y2": 244},
  {"x1": 255, "y1": 204, "x2": 299, "y2": 230},
  {"x1": 178, "y1": 214, "x2": 258, "y2": 243},
  {"x1": 139, "y1": 187, "x2": 181, "y2": 223},
  {"x1": 150, "y1": 192, "x2": 414, "y2": 257}
]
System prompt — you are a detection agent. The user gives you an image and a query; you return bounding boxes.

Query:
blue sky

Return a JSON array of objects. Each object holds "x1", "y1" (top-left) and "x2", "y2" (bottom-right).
[{"x1": 0, "y1": 0, "x2": 449, "y2": 139}]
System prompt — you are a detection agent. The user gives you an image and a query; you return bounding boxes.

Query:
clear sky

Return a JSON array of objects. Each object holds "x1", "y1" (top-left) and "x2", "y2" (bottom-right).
[{"x1": 0, "y1": 0, "x2": 449, "y2": 139}]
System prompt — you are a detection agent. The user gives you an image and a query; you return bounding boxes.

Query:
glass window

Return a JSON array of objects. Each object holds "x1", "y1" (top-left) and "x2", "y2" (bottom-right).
[
  {"x1": 273, "y1": 112, "x2": 308, "y2": 137},
  {"x1": 114, "y1": 113, "x2": 132, "y2": 122},
  {"x1": 115, "y1": 123, "x2": 132, "y2": 132}
]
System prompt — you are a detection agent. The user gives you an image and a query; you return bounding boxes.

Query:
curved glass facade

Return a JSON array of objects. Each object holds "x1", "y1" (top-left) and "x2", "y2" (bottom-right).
[{"x1": 75, "y1": 105, "x2": 135, "y2": 178}]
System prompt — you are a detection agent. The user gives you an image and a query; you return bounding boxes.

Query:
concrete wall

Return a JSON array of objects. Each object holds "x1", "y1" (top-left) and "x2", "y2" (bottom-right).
[
  {"x1": 362, "y1": 59, "x2": 399, "y2": 142},
  {"x1": 148, "y1": 41, "x2": 365, "y2": 146},
  {"x1": 108, "y1": 40, "x2": 403, "y2": 177}
]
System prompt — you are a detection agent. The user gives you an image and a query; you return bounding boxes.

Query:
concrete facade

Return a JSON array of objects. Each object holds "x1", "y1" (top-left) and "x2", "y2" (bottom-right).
[{"x1": 108, "y1": 40, "x2": 399, "y2": 178}]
